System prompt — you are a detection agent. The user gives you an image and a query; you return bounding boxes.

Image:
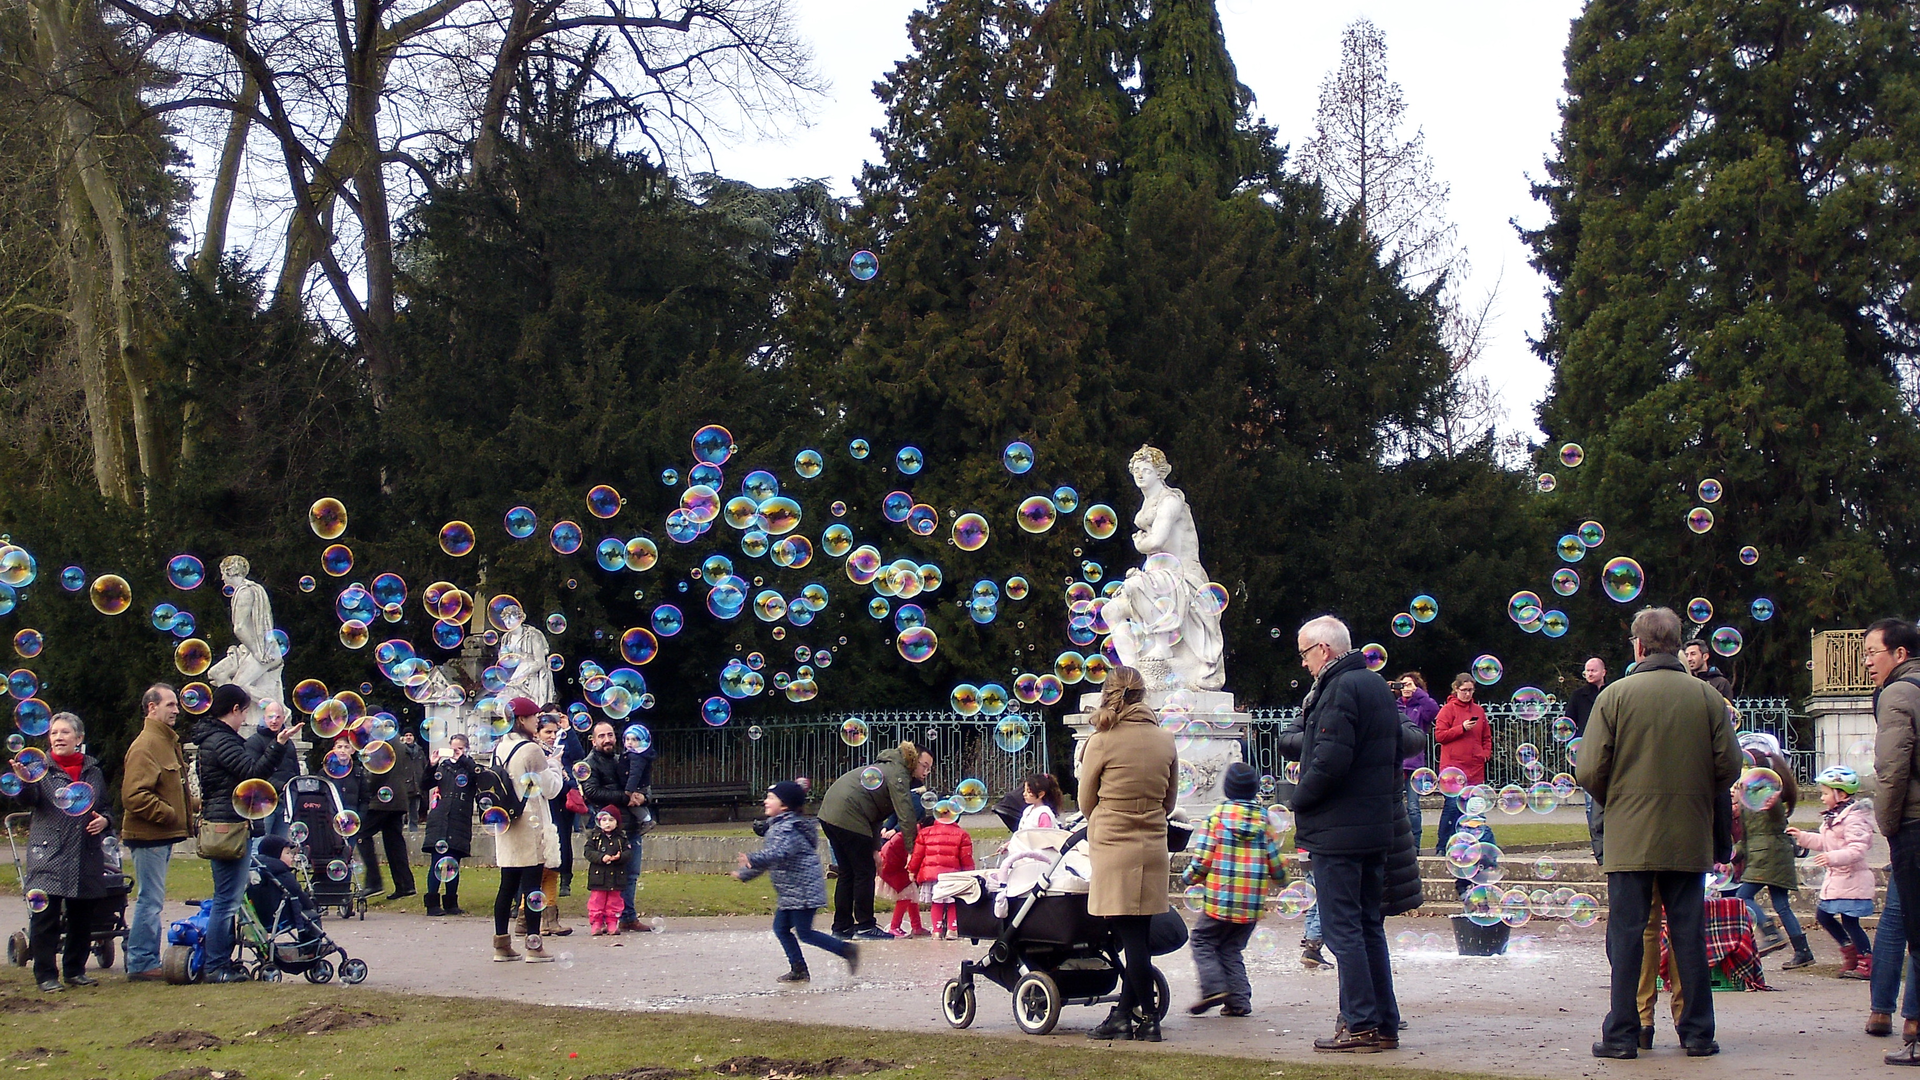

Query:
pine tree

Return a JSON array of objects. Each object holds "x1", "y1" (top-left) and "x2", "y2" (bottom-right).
[{"x1": 1525, "y1": 0, "x2": 1920, "y2": 695}]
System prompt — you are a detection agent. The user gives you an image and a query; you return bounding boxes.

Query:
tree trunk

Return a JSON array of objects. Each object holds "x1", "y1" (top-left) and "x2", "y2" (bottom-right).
[
  {"x1": 57, "y1": 170, "x2": 133, "y2": 504},
  {"x1": 470, "y1": 0, "x2": 533, "y2": 173},
  {"x1": 350, "y1": 0, "x2": 396, "y2": 386}
]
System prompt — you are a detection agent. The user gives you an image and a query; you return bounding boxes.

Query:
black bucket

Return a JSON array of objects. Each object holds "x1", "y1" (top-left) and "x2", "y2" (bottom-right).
[{"x1": 1449, "y1": 914, "x2": 1511, "y2": 956}]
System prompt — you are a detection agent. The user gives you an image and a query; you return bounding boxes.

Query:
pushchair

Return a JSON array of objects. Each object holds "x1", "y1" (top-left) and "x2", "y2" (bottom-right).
[
  {"x1": 940, "y1": 820, "x2": 1192, "y2": 1036},
  {"x1": 161, "y1": 851, "x2": 367, "y2": 984},
  {"x1": 283, "y1": 774, "x2": 367, "y2": 920},
  {"x1": 2, "y1": 813, "x2": 129, "y2": 972}
]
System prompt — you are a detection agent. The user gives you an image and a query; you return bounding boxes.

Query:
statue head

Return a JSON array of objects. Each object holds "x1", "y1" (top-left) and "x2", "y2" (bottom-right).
[
  {"x1": 1128, "y1": 445, "x2": 1171, "y2": 486},
  {"x1": 497, "y1": 602, "x2": 525, "y2": 631},
  {"x1": 219, "y1": 555, "x2": 250, "y2": 586}
]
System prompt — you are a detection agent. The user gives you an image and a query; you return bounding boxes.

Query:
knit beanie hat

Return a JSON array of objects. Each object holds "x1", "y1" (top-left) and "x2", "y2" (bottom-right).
[
  {"x1": 1223, "y1": 761, "x2": 1259, "y2": 802},
  {"x1": 770, "y1": 780, "x2": 807, "y2": 811}
]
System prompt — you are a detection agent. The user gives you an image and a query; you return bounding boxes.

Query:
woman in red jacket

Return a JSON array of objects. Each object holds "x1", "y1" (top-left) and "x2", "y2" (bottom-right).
[{"x1": 1432, "y1": 673, "x2": 1494, "y2": 860}]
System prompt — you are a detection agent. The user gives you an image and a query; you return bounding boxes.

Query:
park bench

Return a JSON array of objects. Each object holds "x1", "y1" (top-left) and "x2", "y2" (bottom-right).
[{"x1": 649, "y1": 781, "x2": 759, "y2": 822}]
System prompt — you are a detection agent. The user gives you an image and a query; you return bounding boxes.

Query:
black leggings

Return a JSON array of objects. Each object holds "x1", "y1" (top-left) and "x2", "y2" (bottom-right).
[
  {"x1": 1818, "y1": 908, "x2": 1872, "y2": 954},
  {"x1": 495, "y1": 865, "x2": 543, "y2": 936},
  {"x1": 1110, "y1": 914, "x2": 1156, "y2": 1018}
]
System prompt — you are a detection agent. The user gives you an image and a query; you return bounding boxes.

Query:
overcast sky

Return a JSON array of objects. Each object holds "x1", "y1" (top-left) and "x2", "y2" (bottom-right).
[{"x1": 704, "y1": 0, "x2": 1588, "y2": 440}]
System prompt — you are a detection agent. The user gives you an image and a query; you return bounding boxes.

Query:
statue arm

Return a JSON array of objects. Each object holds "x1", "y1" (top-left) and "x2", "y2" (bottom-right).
[{"x1": 1133, "y1": 491, "x2": 1185, "y2": 555}]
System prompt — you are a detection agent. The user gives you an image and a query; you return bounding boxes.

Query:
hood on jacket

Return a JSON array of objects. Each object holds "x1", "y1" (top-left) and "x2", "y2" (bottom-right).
[
  {"x1": 1214, "y1": 800, "x2": 1270, "y2": 841},
  {"x1": 192, "y1": 717, "x2": 238, "y2": 744}
]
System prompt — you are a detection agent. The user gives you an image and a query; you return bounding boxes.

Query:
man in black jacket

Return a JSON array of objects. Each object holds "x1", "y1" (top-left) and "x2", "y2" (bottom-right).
[
  {"x1": 581, "y1": 721, "x2": 651, "y2": 932},
  {"x1": 1287, "y1": 615, "x2": 1403, "y2": 1054},
  {"x1": 193, "y1": 683, "x2": 292, "y2": 982},
  {"x1": 1569, "y1": 658, "x2": 1607, "y2": 860}
]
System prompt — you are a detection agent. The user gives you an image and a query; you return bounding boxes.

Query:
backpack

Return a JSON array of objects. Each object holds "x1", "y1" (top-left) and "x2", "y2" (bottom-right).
[{"x1": 474, "y1": 736, "x2": 541, "y2": 824}]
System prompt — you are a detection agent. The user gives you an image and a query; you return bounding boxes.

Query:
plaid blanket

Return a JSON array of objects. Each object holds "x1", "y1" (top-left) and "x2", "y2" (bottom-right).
[{"x1": 1658, "y1": 895, "x2": 1770, "y2": 991}]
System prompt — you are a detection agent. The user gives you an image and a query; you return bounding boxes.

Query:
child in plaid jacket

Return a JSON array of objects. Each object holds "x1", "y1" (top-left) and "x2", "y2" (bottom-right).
[{"x1": 1180, "y1": 763, "x2": 1286, "y2": 1016}]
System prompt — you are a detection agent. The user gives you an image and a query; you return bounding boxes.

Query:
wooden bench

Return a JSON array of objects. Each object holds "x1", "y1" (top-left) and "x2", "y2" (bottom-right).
[{"x1": 649, "y1": 782, "x2": 759, "y2": 822}]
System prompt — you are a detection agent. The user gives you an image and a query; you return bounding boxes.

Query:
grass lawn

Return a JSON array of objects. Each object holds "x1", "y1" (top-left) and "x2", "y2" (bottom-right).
[{"x1": 0, "y1": 965, "x2": 1514, "y2": 1080}]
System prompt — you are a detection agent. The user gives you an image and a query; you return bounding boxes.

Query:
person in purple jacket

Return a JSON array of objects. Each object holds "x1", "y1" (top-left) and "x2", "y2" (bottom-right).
[{"x1": 1394, "y1": 673, "x2": 1441, "y2": 849}]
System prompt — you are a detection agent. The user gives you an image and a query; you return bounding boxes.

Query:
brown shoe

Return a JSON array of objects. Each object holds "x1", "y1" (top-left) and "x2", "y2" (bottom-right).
[
  {"x1": 1872, "y1": 1013, "x2": 1896, "y2": 1037},
  {"x1": 1908, "y1": 1019, "x2": 1920, "y2": 1043},
  {"x1": 1313, "y1": 1022, "x2": 1380, "y2": 1053}
]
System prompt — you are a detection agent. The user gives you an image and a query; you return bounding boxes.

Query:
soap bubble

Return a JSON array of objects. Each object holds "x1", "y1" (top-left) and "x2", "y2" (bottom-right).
[
  {"x1": 690, "y1": 425, "x2": 734, "y2": 466},
  {"x1": 167, "y1": 554, "x2": 205, "y2": 590},
  {"x1": 1053, "y1": 487, "x2": 1079, "y2": 513},
  {"x1": 14, "y1": 699, "x2": 48, "y2": 737},
  {"x1": 586, "y1": 484, "x2": 622, "y2": 520},
  {"x1": 1542, "y1": 610, "x2": 1570, "y2": 638},
  {"x1": 323, "y1": 750, "x2": 353, "y2": 780},
  {"x1": 1752, "y1": 598, "x2": 1775, "y2": 621},
  {"x1": 1739, "y1": 545, "x2": 1759, "y2": 566},
  {"x1": 1556, "y1": 535, "x2": 1585, "y2": 563},
  {"x1": 1409, "y1": 595, "x2": 1438, "y2": 623},
  {"x1": 309, "y1": 497, "x2": 348, "y2": 539},
  {"x1": 1552, "y1": 568, "x2": 1580, "y2": 596},
  {"x1": 1391, "y1": 613, "x2": 1415, "y2": 637},
  {"x1": 1533, "y1": 856, "x2": 1559, "y2": 881},
  {"x1": 702, "y1": 697, "x2": 731, "y2": 727},
  {"x1": 1687, "y1": 507, "x2": 1715, "y2": 534},
  {"x1": 620, "y1": 627, "x2": 658, "y2": 665},
  {"x1": 895, "y1": 446, "x2": 923, "y2": 475},
  {"x1": 1082, "y1": 505, "x2": 1117, "y2": 540},
  {"x1": 1559, "y1": 443, "x2": 1584, "y2": 467},
  {"x1": 1536, "y1": 473, "x2": 1556, "y2": 493},
  {"x1": 1698, "y1": 478, "x2": 1723, "y2": 503},
  {"x1": 954, "y1": 778, "x2": 989, "y2": 814},
  {"x1": 233, "y1": 778, "x2": 279, "y2": 820},
  {"x1": 1553, "y1": 716, "x2": 1576, "y2": 743},
  {"x1": 849, "y1": 250, "x2": 878, "y2": 280},
  {"x1": 24, "y1": 889, "x2": 48, "y2": 913},
  {"x1": 896, "y1": 626, "x2": 938, "y2": 663},
  {"x1": 1005, "y1": 576, "x2": 1029, "y2": 601},
  {"x1": 1508, "y1": 591, "x2": 1543, "y2": 623},
  {"x1": 1462, "y1": 884, "x2": 1503, "y2": 927},
  {"x1": 362, "y1": 741, "x2": 397, "y2": 774},
  {"x1": 952, "y1": 513, "x2": 989, "y2": 551},
  {"x1": 11, "y1": 630, "x2": 41, "y2": 660},
  {"x1": 333, "y1": 809, "x2": 363, "y2": 838},
  {"x1": 60, "y1": 567, "x2": 84, "y2": 592},
  {"x1": 1016, "y1": 496, "x2": 1057, "y2": 533},
  {"x1": 326, "y1": 860, "x2": 349, "y2": 882},
  {"x1": 439, "y1": 521, "x2": 476, "y2": 556},
  {"x1": 504, "y1": 506, "x2": 537, "y2": 539},
  {"x1": 1438, "y1": 766, "x2": 1469, "y2": 797},
  {"x1": 858, "y1": 765, "x2": 884, "y2": 791},
  {"x1": 1002, "y1": 442, "x2": 1035, "y2": 474},
  {"x1": 90, "y1": 574, "x2": 132, "y2": 615},
  {"x1": 550, "y1": 520, "x2": 583, "y2": 554},
  {"x1": 434, "y1": 856, "x2": 460, "y2": 883},
  {"x1": 1471, "y1": 655, "x2": 1504, "y2": 685},
  {"x1": 1410, "y1": 767, "x2": 1438, "y2": 795},
  {"x1": 1360, "y1": 643, "x2": 1388, "y2": 671},
  {"x1": 299, "y1": 575, "x2": 317, "y2": 593},
  {"x1": 173, "y1": 638, "x2": 211, "y2": 676},
  {"x1": 1736, "y1": 766, "x2": 1781, "y2": 811},
  {"x1": 993, "y1": 717, "x2": 1032, "y2": 753},
  {"x1": 1578, "y1": 521, "x2": 1606, "y2": 548},
  {"x1": 1600, "y1": 557, "x2": 1644, "y2": 603},
  {"x1": 839, "y1": 717, "x2": 870, "y2": 747},
  {"x1": 1511, "y1": 688, "x2": 1547, "y2": 722},
  {"x1": 1568, "y1": 893, "x2": 1601, "y2": 927},
  {"x1": 1711, "y1": 626, "x2": 1744, "y2": 657},
  {"x1": 1687, "y1": 597, "x2": 1713, "y2": 624}
]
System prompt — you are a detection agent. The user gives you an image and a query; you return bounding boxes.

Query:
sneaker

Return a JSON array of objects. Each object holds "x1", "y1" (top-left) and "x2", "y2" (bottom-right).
[
  {"x1": 1300, "y1": 939, "x2": 1329, "y2": 969},
  {"x1": 853, "y1": 927, "x2": 894, "y2": 941},
  {"x1": 1189, "y1": 992, "x2": 1230, "y2": 1016},
  {"x1": 889, "y1": 927, "x2": 909, "y2": 938},
  {"x1": 776, "y1": 967, "x2": 810, "y2": 983},
  {"x1": 1221, "y1": 1005, "x2": 1253, "y2": 1017},
  {"x1": 844, "y1": 943, "x2": 861, "y2": 977}
]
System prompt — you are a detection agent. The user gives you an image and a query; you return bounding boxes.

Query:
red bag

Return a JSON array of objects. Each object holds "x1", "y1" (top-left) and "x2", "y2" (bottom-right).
[{"x1": 564, "y1": 787, "x2": 589, "y2": 816}]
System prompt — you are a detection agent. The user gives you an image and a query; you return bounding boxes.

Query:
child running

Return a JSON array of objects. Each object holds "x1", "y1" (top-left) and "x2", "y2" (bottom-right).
[
  {"x1": 735, "y1": 781, "x2": 859, "y2": 983},
  {"x1": 908, "y1": 800, "x2": 975, "y2": 940},
  {"x1": 1180, "y1": 762, "x2": 1285, "y2": 1017},
  {"x1": 585, "y1": 808, "x2": 629, "y2": 937},
  {"x1": 1018, "y1": 773, "x2": 1064, "y2": 831},
  {"x1": 1788, "y1": 765, "x2": 1878, "y2": 979}
]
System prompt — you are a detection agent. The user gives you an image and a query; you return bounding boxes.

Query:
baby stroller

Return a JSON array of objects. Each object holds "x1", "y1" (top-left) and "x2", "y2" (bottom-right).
[
  {"x1": 941, "y1": 821, "x2": 1192, "y2": 1036},
  {"x1": 283, "y1": 774, "x2": 366, "y2": 920},
  {"x1": 161, "y1": 851, "x2": 367, "y2": 984},
  {"x1": 2, "y1": 813, "x2": 130, "y2": 972}
]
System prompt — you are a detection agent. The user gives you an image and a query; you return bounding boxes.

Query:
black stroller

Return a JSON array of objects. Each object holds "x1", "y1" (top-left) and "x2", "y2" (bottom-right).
[
  {"x1": 282, "y1": 775, "x2": 366, "y2": 920},
  {"x1": 2, "y1": 813, "x2": 129, "y2": 972},
  {"x1": 942, "y1": 822, "x2": 1191, "y2": 1036},
  {"x1": 245, "y1": 850, "x2": 367, "y2": 984}
]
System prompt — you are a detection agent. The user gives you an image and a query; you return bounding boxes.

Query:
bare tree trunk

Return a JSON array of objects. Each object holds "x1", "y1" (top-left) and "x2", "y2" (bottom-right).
[
  {"x1": 471, "y1": 0, "x2": 534, "y2": 172},
  {"x1": 58, "y1": 172, "x2": 133, "y2": 504},
  {"x1": 349, "y1": 0, "x2": 395, "y2": 385}
]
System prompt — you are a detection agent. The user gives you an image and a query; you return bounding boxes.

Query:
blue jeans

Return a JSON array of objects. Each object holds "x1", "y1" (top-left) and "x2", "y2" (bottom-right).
[
  {"x1": 204, "y1": 855, "x2": 250, "y2": 974},
  {"x1": 1312, "y1": 852, "x2": 1398, "y2": 1034},
  {"x1": 1873, "y1": 875, "x2": 1920, "y2": 1018},
  {"x1": 126, "y1": 842, "x2": 174, "y2": 973},
  {"x1": 620, "y1": 834, "x2": 644, "y2": 922},
  {"x1": 1303, "y1": 870, "x2": 1321, "y2": 941},
  {"x1": 771, "y1": 906, "x2": 849, "y2": 970},
  {"x1": 1405, "y1": 774, "x2": 1422, "y2": 851},
  {"x1": 1735, "y1": 881, "x2": 1802, "y2": 940}
]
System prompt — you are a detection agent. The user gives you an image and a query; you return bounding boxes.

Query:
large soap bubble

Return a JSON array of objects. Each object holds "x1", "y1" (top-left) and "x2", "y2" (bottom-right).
[{"x1": 1600, "y1": 557, "x2": 1644, "y2": 603}]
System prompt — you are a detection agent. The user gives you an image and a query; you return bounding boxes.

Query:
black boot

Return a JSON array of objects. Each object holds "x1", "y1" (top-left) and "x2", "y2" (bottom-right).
[
  {"x1": 424, "y1": 893, "x2": 443, "y2": 917},
  {"x1": 1130, "y1": 1009, "x2": 1161, "y2": 1043},
  {"x1": 1088, "y1": 1006, "x2": 1133, "y2": 1040},
  {"x1": 442, "y1": 883, "x2": 464, "y2": 916},
  {"x1": 558, "y1": 873, "x2": 572, "y2": 898},
  {"x1": 1782, "y1": 934, "x2": 1816, "y2": 970}
]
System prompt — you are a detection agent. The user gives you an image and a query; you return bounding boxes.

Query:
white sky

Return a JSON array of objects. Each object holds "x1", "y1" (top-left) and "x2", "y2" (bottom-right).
[{"x1": 705, "y1": 0, "x2": 1588, "y2": 440}]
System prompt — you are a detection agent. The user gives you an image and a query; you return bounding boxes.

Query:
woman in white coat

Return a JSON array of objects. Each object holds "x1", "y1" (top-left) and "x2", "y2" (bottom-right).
[{"x1": 491, "y1": 697, "x2": 564, "y2": 962}]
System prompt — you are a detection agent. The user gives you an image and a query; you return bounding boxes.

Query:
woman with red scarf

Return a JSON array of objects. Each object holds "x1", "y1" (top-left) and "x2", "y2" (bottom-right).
[{"x1": 12, "y1": 712, "x2": 114, "y2": 992}]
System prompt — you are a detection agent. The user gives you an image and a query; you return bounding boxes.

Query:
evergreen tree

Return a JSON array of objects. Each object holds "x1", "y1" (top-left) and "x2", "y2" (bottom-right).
[{"x1": 1525, "y1": 0, "x2": 1920, "y2": 695}]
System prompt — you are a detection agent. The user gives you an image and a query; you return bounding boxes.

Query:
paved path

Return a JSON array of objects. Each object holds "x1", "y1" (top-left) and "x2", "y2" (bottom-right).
[{"x1": 322, "y1": 906, "x2": 1892, "y2": 1078}]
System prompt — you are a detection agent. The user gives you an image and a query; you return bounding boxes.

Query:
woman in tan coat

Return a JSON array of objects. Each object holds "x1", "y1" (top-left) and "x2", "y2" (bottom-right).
[{"x1": 1077, "y1": 665, "x2": 1179, "y2": 1041}]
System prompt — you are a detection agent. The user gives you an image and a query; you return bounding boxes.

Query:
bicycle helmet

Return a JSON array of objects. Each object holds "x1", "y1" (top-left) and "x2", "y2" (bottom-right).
[{"x1": 1814, "y1": 765, "x2": 1860, "y2": 794}]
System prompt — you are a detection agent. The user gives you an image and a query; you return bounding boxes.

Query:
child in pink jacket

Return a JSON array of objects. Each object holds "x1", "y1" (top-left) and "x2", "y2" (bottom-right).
[{"x1": 1787, "y1": 766, "x2": 1878, "y2": 979}]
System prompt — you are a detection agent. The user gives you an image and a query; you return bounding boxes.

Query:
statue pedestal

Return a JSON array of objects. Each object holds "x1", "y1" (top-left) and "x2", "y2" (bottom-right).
[{"x1": 1066, "y1": 690, "x2": 1248, "y2": 821}]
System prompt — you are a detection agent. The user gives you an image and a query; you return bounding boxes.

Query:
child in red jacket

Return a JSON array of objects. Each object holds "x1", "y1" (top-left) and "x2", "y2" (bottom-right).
[
  {"x1": 908, "y1": 806, "x2": 975, "y2": 940},
  {"x1": 879, "y1": 830, "x2": 924, "y2": 937}
]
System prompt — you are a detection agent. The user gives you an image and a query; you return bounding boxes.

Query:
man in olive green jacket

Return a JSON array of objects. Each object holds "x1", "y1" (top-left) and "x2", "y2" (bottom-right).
[
  {"x1": 1577, "y1": 607, "x2": 1740, "y2": 1059},
  {"x1": 816, "y1": 743, "x2": 931, "y2": 939},
  {"x1": 1867, "y1": 618, "x2": 1920, "y2": 1066}
]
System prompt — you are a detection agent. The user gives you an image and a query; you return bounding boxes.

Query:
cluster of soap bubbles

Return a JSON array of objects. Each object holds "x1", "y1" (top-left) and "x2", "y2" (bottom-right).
[{"x1": 1462, "y1": 883, "x2": 1603, "y2": 929}]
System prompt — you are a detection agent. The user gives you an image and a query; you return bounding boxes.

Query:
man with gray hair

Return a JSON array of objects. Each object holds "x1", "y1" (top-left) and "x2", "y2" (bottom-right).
[
  {"x1": 1284, "y1": 615, "x2": 1406, "y2": 1053},
  {"x1": 1578, "y1": 606, "x2": 1740, "y2": 1059}
]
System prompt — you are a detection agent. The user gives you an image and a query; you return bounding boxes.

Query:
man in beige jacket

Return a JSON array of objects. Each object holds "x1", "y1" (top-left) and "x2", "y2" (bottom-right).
[{"x1": 119, "y1": 684, "x2": 194, "y2": 981}]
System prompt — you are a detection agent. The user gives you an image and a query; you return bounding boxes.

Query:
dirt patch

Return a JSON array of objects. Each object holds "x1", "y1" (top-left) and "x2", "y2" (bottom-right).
[
  {"x1": 584, "y1": 1069, "x2": 694, "y2": 1080},
  {"x1": 450, "y1": 1072, "x2": 523, "y2": 1080},
  {"x1": 152, "y1": 1069, "x2": 245, "y2": 1080},
  {"x1": 0, "y1": 994, "x2": 63, "y2": 1014},
  {"x1": 259, "y1": 1004, "x2": 395, "y2": 1036},
  {"x1": 129, "y1": 1030, "x2": 225, "y2": 1051},
  {"x1": 709, "y1": 1058, "x2": 894, "y2": 1078},
  {"x1": 7, "y1": 1047, "x2": 66, "y2": 1061}
]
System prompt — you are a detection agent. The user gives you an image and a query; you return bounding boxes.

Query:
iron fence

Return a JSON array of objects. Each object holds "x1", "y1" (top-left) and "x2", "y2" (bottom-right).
[
  {"x1": 647, "y1": 711, "x2": 1047, "y2": 803},
  {"x1": 1245, "y1": 697, "x2": 1809, "y2": 790}
]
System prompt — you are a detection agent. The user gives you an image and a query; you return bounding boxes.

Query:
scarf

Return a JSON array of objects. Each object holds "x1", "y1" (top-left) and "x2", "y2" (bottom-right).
[
  {"x1": 51, "y1": 751, "x2": 84, "y2": 783},
  {"x1": 1821, "y1": 797, "x2": 1855, "y2": 830}
]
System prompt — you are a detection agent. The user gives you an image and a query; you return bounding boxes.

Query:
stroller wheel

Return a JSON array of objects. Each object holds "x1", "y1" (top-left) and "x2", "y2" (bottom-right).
[
  {"x1": 253, "y1": 964, "x2": 282, "y2": 982},
  {"x1": 1149, "y1": 965, "x2": 1171, "y2": 1022},
  {"x1": 304, "y1": 958, "x2": 335, "y2": 984},
  {"x1": 941, "y1": 978, "x2": 976, "y2": 1029},
  {"x1": 1012, "y1": 971, "x2": 1062, "y2": 1035},
  {"x1": 162, "y1": 945, "x2": 198, "y2": 985},
  {"x1": 92, "y1": 937, "x2": 115, "y2": 971},
  {"x1": 6, "y1": 931, "x2": 25, "y2": 967},
  {"x1": 339, "y1": 957, "x2": 368, "y2": 984}
]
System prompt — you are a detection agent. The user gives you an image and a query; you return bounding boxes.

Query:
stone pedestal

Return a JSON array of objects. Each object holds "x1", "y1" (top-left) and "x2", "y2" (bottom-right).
[
  {"x1": 1067, "y1": 689, "x2": 1249, "y2": 820},
  {"x1": 1808, "y1": 693, "x2": 1876, "y2": 775}
]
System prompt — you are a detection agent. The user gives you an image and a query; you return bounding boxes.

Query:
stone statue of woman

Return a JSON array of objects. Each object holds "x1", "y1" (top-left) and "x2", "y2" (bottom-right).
[
  {"x1": 496, "y1": 602, "x2": 554, "y2": 707},
  {"x1": 208, "y1": 555, "x2": 285, "y2": 728},
  {"x1": 1099, "y1": 446, "x2": 1226, "y2": 691}
]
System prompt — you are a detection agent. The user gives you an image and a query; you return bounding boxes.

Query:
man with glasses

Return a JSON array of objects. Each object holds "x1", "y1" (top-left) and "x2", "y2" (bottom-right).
[
  {"x1": 1867, "y1": 618, "x2": 1920, "y2": 1065},
  {"x1": 1579, "y1": 607, "x2": 1740, "y2": 1059}
]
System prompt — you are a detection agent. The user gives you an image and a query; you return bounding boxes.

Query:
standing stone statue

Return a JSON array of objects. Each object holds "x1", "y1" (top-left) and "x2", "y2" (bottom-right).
[
  {"x1": 207, "y1": 555, "x2": 285, "y2": 728},
  {"x1": 496, "y1": 602, "x2": 554, "y2": 707},
  {"x1": 1099, "y1": 445, "x2": 1226, "y2": 691}
]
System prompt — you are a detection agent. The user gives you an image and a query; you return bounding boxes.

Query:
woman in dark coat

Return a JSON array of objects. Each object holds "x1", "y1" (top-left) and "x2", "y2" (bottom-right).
[
  {"x1": 12, "y1": 712, "x2": 115, "y2": 992},
  {"x1": 422, "y1": 733, "x2": 482, "y2": 916}
]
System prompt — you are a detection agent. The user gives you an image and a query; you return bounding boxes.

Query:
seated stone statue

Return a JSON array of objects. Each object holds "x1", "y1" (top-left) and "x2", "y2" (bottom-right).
[{"x1": 1099, "y1": 445, "x2": 1226, "y2": 691}]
